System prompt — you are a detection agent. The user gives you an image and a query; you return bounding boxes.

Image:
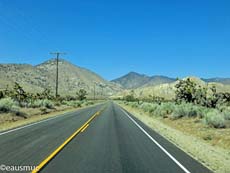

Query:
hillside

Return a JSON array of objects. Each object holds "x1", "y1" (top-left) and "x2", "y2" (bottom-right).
[
  {"x1": 114, "y1": 77, "x2": 230, "y2": 100},
  {"x1": 111, "y1": 72, "x2": 176, "y2": 89},
  {"x1": 0, "y1": 59, "x2": 121, "y2": 96}
]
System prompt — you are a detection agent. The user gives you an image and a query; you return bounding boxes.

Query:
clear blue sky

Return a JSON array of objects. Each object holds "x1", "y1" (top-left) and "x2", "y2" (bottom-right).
[{"x1": 0, "y1": 0, "x2": 229, "y2": 80}]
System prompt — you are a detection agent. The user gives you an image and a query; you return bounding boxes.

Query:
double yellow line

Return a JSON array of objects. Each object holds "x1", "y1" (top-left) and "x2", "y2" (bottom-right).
[{"x1": 32, "y1": 109, "x2": 103, "y2": 173}]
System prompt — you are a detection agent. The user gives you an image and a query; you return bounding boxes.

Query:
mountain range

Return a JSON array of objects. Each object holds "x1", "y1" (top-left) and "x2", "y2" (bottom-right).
[
  {"x1": 0, "y1": 59, "x2": 230, "y2": 98},
  {"x1": 112, "y1": 72, "x2": 230, "y2": 89}
]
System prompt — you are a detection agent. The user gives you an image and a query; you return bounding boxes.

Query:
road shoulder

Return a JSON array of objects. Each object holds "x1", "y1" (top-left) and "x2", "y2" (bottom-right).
[{"x1": 117, "y1": 102, "x2": 230, "y2": 173}]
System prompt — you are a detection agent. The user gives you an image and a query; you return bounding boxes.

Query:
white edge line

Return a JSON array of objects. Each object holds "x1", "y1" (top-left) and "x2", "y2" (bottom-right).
[
  {"x1": 120, "y1": 108, "x2": 191, "y2": 173},
  {"x1": 0, "y1": 112, "x2": 72, "y2": 136}
]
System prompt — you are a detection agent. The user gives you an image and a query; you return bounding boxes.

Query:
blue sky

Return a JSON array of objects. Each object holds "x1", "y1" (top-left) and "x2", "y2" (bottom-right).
[{"x1": 0, "y1": 0, "x2": 229, "y2": 80}]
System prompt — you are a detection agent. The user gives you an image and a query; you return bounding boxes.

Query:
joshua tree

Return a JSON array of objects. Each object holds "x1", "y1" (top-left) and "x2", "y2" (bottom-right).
[{"x1": 76, "y1": 89, "x2": 87, "y2": 101}]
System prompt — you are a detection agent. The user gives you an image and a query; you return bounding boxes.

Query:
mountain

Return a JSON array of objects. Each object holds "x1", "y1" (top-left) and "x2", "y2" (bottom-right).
[
  {"x1": 111, "y1": 72, "x2": 176, "y2": 89},
  {"x1": 111, "y1": 72, "x2": 150, "y2": 89},
  {"x1": 202, "y1": 78, "x2": 230, "y2": 85},
  {"x1": 0, "y1": 59, "x2": 121, "y2": 96}
]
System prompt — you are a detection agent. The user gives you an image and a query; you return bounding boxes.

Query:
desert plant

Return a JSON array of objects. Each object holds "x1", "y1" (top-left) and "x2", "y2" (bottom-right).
[
  {"x1": 175, "y1": 78, "x2": 197, "y2": 103},
  {"x1": 62, "y1": 100, "x2": 82, "y2": 107},
  {"x1": 76, "y1": 89, "x2": 87, "y2": 101},
  {"x1": 171, "y1": 105, "x2": 186, "y2": 119},
  {"x1": 0, "y1": 98, "x2": 18, "y2": 112},
  {"x1": 153, "y1": 102, "x2": 174, "y2": 117},
  {"x1": 30, "y1": 99, "x2": 54, "y2": 109},
  {"x1": 140, "y1": 102, "x2": 157, "y2": 113},
  {"x1": 204, "y1": 110, "x2": 225, "y2": 128},
  {"x1": 12, "y1": 82, "x2": 28, "y2": 106},
  {"x1": 130, "y1": 102, "x2": 139, "y2": 108},
  {"x1": 0, "y1": 90, "x2": 4, "y2": 99},
  {"x1": 223, "y1": 110, "x2": 230, "y2": 120}
]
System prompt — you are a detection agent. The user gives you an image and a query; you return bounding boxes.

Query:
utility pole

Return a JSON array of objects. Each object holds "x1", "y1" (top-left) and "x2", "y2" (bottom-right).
[
  {"x1": 93, "y1": 82, "x2": 98, "y2": 100},
  {"x1": 50, "y1": 52, "x2": 66, "y2": 98},
  {"x1": 94, "y1": 83, "x2": 96, "y2": 100}
]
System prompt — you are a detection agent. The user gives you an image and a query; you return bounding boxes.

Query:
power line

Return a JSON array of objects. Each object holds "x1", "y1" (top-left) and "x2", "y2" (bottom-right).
[{"x1": 50, "y1": 52, "x2": 66, "y2": 98}]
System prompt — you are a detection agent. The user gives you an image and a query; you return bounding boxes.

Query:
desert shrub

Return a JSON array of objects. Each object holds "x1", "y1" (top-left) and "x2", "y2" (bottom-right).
[
  {"x1": 194, "y1": 106, "x2": 209, "y2": 118},
  {"x1": 183, "y1": 103, "x2": 199, "y2": 117},
  {"x1": 40, "y1": 107, "x2": 48, "y2": 114},
  {"x1": 171, "y1": 105, "x2": 186, "y2": 119},
  {"x1": 41, "y1": 99, "x2": 54, "y2": 109},
  {"x1": 216, "y1": 106, "x2": 230, "y2": 120},
  {"x1": 223, "y1": 110, "x2": 230, "y2": 120},
  {"x1": 0, "y1": 98, "x2": 18, "y2": 112},
  {"x1": 13, "y1": 110, "x2": 27, "y2": 118},
  {"x1": 30, "y1": 99, "x2": 54, "y2": 109},
  {"x1": 62, "y1": 100, "x2": 82, "y2": 107},
  {"x1": 130, "y1": 102, "x2": 139, "y2": 108},
  {"x1": 204, "y1": 110, "x2": 225, "y2": 128},
  {"x1": 160, "y1": 103, "x2": 174, "y2": 115},
  {"x1": 140, "y1": 103, "x2": 157, "y2": 113},
  {"x1": 172, "y1": 102, "x2": 208, "y2": 119},
  {"x1": 62, "y1": 100, "x2": 72, "y2": 106},
  {"x1": 153, "y1": 103, "x2": 175, "y2": 117},
  {"x1": 85, "y1": 101, "x2": 94, "y2": 106}
]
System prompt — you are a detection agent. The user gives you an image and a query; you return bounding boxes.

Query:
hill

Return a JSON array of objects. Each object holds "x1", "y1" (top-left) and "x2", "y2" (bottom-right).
[{"x1": 0, "y1": 59, "x2": 121, "y2": 97}]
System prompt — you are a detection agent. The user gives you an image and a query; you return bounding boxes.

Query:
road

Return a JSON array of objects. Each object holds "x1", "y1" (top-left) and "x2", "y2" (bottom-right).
[{"x1": 0, "y1": 102, "x2": 212, "y2": 173}]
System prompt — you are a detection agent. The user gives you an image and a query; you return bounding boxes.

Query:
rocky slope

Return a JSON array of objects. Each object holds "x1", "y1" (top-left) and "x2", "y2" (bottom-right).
[{"x1": 0, "y1": 59, "x2": 121, "y2": 96}]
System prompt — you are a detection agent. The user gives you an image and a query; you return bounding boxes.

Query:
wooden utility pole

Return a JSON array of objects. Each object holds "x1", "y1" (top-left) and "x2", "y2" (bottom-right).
[
  {"x1": 94, "y1": 82, "x2": 97, "y2": 100},
  {"x1": 50, "y1": 52, "x2": 66, "y2": 98}
]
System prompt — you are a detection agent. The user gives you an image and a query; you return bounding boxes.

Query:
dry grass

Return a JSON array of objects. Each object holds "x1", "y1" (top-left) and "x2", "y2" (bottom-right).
[
  {"x1": 118, "y1": 102, "x2": 230, "y2": 173},
  {"x1": 0, "y1": 102, "x2": 102, "y2": 132}
]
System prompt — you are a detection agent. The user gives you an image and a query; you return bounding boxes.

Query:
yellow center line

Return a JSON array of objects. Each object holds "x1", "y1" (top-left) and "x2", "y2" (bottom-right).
[
  {"x1": 32, "y1": 107, "x2": 105, "y2": 173},
  {"x1": 80, "y1": 124, "x2": 89, "y2": 133}
]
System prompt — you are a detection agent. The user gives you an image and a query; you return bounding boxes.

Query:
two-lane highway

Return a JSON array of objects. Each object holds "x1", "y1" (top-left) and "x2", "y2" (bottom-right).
[{"x1": 0, "y1": 102, "x2": 211, "y2": 173}]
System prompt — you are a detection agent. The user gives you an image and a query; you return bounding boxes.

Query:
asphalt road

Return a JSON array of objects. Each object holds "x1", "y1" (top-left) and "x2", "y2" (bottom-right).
[{"x1": 0, "y1": 102, "x2": 212, "y2": 173}]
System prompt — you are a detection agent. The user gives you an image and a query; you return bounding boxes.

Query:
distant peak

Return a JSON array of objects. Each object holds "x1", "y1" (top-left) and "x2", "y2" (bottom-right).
[
  {"x1": 127, "y1": 71, "x2": 140, "y2": 75},
  {"x1": 36, "y1": 58, "x2": 72, "y2": 66}
]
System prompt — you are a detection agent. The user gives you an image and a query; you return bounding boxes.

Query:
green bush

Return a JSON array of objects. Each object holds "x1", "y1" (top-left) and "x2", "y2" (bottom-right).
[
  {"x1": 140, "y1": 103, "x2": 157, "y2": 113},
  {"x1": 130, "y1": 102, "x2": 139, "y2": 108},
  {"x1": 62, "y1": 100, "x2": 82, "y2": 107},
  {"x1": 0, "y1": 98, "x2": 18, "y2": 112},
  {"x1": 30, "y1": 99, "x2": 54, "y2": 109},
  {"x1": 216, "y1": 105, "x2": 230, "y2": 120},
  {"x1": 171, "y1": 105, "x2": 186, "y2": 119},
  {"x1": 153, "y1": 103, "x2": 174, "y2": 117},
  {"x1": 160, "y1": 103, "x2": 174, "y2": 115},
  {"x1": 205, "y1": 110, "x2": 225, "y2": 128},
  {"x1": 85, "y1": 101, "x2": 94, "y2": 106},
  {"x1": 223, "y1": 110, "x2": 230, "y2": 120},
  {"x1": 170, "y1": 103, "x2": 208, "y2": 119}
]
